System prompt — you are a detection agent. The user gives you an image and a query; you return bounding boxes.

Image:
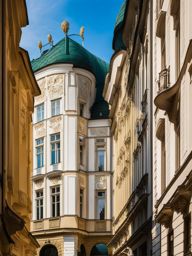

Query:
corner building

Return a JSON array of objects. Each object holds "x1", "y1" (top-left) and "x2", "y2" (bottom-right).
[{"x1": 31, "y1": 37, "x2": 112, "y2": 256}]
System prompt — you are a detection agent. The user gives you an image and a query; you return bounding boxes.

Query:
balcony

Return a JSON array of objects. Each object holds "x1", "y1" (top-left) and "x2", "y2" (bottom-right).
[
  {"x1": 32, "y1": 167, "x2": 45, "y2": 181},
  {"x1": 158, "y1": 68, "x2": 170, "y2": 93}
]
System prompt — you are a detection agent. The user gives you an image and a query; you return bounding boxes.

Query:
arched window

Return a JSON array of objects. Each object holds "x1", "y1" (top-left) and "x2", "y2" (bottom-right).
[
  {"x1": 40, "y1": 244, "x2": 58, "y2": 256},
  {"x1": 90, "y1": 243, "x2": 108, "y2": 256},
  {"x1": 78, "y1": 244, "x2": 86, "y2": 256}
]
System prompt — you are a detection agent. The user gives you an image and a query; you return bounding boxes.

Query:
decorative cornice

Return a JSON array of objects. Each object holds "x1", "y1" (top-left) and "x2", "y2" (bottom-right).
[{"x1": 155, "y1": 205, "x2": 173, "y2": 228}]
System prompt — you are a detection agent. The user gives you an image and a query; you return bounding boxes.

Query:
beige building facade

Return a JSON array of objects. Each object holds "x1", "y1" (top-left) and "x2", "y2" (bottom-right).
[
  {"x1": 0, "y1": 0, "x2": 40, "y2": 255},
  {"x1": 152, "y1": 0, "x2": 192, "y2": 255},
  {"x1": 104, "y1": 0, "x2": 153, "y2": 255}
]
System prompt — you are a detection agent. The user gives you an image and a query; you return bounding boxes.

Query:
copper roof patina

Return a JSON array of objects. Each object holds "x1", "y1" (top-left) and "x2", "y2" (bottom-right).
[{"x1": 31, "y1": 37, "x2": 109, "y2": 119}]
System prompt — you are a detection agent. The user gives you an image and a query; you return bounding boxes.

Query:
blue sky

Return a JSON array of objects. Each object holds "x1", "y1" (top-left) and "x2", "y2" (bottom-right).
[{"x1": 20, "y1": 0, "x2": 123, "y2": 63}]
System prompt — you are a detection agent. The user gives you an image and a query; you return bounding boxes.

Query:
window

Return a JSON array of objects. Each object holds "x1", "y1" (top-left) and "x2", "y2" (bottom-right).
[
  {"x1": 184, "y1": 213, "x2": 191, "y2": 254},
  {"x1": 36, "y1": 138, "x2": 44, "y2": 168},
  {"x1": 36, "y1": 190, "x2": 43, "y2": 220},
  {"x1": 97, "y1": 148, "x2": 105, "y2": 171},
  {"x1": 79, "y1": 137, "x2": 85, "y2": 166},
  {"x1": 96, "y1": 191, "x2": 105, "y2": 220},
  {"x1": 36, "y1": 103, "x2": 44, "y2": 122},
  {"x1": 51, "y1": 99, "x2": 60, "y2": 116},
  {"x1": 80, "y1": 189, "x2": 84, "y2": 218},
  {"x1": 79, "y1": 102, "x2": 85, "y2": 117},
  {"x1": 50, "y1": 133, "x2": 60, "y2": 164},
  {"x1": 167, "y1": 229, "x2": 174, "y2": 256},
  {"x1": 174, "y1": 1, "x2": 180, "y2": 78},
  {"x1": 161, "y1": 127, "x2": 166, "y2": 194},
  {"x1": 51, "y1": 186, "x2": 60, "y2": 217},
  {"x1": 161, "y1": 36, "x2": 166, "y2": 69},
  {"x1": 175, "y1": 102, "x2": 180, "y2": 170}
]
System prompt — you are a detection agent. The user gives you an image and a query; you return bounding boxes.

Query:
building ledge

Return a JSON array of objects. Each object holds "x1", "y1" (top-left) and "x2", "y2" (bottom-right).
[
  {"x1": 32, "y1": 173, "x2": 45, "y2": 181},
  {"x1": 47, "y1": 170, "x2": 62, "y2": 179},
  {"x1": 154, "y1": 40, "x2": 192, "y2": 123},
  {"x1": 155, "y1": 151, "x2": 192, "y2": 226}
]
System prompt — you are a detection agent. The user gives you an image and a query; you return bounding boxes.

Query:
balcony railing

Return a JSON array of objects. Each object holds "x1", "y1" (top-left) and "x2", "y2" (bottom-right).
[{"x1": 158, "y1": 67, "x2": 170, "y2": 93}]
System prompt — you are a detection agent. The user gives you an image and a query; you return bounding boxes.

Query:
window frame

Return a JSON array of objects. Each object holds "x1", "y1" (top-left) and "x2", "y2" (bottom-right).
[
  {"x1": 50, "y1": 185, "x2": 60, "y2": 218},
  {"x1": 51, "y1": 98, "x2": 61, "y2": 117},
  {"x1": 36, "y1": 190, "x2": 43, "y2": 220},
  {"x1": 50, "y1": 133, "x2": 61, "y2": 165},
  {"x1": 96, "y1": 190, "x2": 106, "y2": 220},
  {"x1": 36, "y1": 137, "x2": 44, "y2": 168},
  {"x1": 36, "y1": 103, "x2": 44, "y2": 122},
  {"x1": 80, "y1": 188, "x2": 84, "y2": 218}
]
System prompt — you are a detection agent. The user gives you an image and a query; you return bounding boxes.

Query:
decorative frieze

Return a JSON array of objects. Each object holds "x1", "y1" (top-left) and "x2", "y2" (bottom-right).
[
  {"x1": 34, "y1": 122, "x2": 46, "y2": 137},
  {"x1": 49, "y1": 116, "x2": 62, "y2": 131},
  {"x1": 78, "y1": 75, "x2": 91, "y2": 100},
  {"x1": 95, "y1": 176, "x2": 107, "y2": 190},
  {"x1": 89, "y1": 127, "x2": 108, "y2": 136}
]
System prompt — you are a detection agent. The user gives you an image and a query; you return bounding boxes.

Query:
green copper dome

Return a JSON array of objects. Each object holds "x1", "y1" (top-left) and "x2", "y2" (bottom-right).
[
  {"x1": 113, "y1": 0, "x2": 128, "y2": 51},
  {"x1": 31, "y1": 37, "x2": 109, "y2": 119}
]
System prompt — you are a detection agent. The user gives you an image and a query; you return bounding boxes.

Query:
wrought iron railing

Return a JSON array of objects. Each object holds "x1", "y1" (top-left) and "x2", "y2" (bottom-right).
[{"x1": 158, "y1": 67, "x2": 170, "y2": 92}]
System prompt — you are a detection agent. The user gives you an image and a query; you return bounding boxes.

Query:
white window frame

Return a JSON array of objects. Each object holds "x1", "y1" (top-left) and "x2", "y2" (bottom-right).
[
  {"x1": 36, "y1": 190, "x2": 43, "y2": 220},
  {"x1": 36, "y1": 137, "x2": 44, "y2": 169},
  {"x1": 51, "y1": 186, "x2": 60, "y2": 217},
  {"x1": 50, "y1": 133, "x2": 60, "y2": 165},
  {"x1": 36, "y1": 103, "x2": 44, "y2": 122},
  {"x1": 96, "y1": 191, "x2": 106, "y2": 220},
  {"x1": 51, "y1": 99, "x2": 60, "y2": 117}
]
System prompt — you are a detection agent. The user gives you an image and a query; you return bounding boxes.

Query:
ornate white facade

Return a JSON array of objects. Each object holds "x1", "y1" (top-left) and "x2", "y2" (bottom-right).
[
  {"x1": 152, "y1": 0, "x2": 192, "y2": 255},
  {"x1": 31, "y1": 64, "x2": 112, "y2": 255}
]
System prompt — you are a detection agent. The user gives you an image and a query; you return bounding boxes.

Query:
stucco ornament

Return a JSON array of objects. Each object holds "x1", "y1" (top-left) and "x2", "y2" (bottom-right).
[
  {"x1": 34, "y1": 122, "x2": 46, "y2": 137},
  {"x1": 90, "y1": 127, "x2": 108, "y2": 136},
  {"x1": 50, "y1": 176, "x2": 61, "y2": 185},
  {"x1": 49, "y1": 116, "x2": 62, "y2": 131},
  {"x1": 78, "y1": 75, "x2": 91, "y2": 100},
  {"x1": 95, "y1": 176, "x2": 107, "y2": 189}
]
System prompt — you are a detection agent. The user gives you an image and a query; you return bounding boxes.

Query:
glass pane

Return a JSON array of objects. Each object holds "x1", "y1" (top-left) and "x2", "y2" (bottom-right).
[
  {"x1": 57, "y1": 202, "x2": 60, "y2": 216},
  {"x1": 98, "y1": 150, "x2": 105, "y2": 171},
  {"x1": 51, "y1": 149, "x2": 55, "y2": 164},
  {"x1": 98, "y1": 197, "x2": 105, "y2": 220}
]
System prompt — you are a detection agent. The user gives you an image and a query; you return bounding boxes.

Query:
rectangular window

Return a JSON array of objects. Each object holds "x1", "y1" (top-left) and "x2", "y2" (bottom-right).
[
  {"x1": 51, "y1": 99, "x2": 60, "y2": 116},
  {"x1": 36, "y1": 190, "x2": 43, "y2": 220},
  {"x1": 50, "y1": 133, "x2": 60, "y2": 164},
  {"x1": 184, "y1": 214, "x2": 191, "y2": 254},
  {"x1": 51, "y1": 186, "x2": 60, "y2": 217},
  {"x1": 80, "y1": 189, "x2": 84, "y2": 218},
  {"x1": 79, "y1": 102, "x2": 85, "y2": 117},
  {"x1": 97, "y1": 148, "x2": 105, "y2": 171},
  {"x1": 161, "y1": 131, "x2": 166, "y2": 193},
  {"x1": 167, "y1": 229, "x2": 174, "y2": 256},
  {"x1": 96, "y1": 191, "x2": 105, "y2": 220},
  {"x1": 36, "y1": 103, "x2": 44, "y2": 122},
  {"x1": 79, "y1": 137, "x2": 85, "y2": 166},
  {"x1": 36, "y1": 138, "x2": 44, "y2": 168}
]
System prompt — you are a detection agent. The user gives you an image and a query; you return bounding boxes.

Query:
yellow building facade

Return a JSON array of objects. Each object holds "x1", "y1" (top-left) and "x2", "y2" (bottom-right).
[
  {"x1": 0, "y1": 0, "x2": 40, "y2": 255},
  {"x1": 104, "y1": 0, "x2": 153, "y2": 255}
]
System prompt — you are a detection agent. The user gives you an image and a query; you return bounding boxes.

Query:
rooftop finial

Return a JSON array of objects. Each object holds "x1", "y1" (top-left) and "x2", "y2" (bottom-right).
[
  {"x1": 47, "y1": 34, "x2": 53, "y2": 46},
  {"x1": 38, "y1": 41, "x2": 42, "y2": 52},
  {"x1": 61, "y1": 20, "x2": 69, "y2": 35},
  {"x1": 61, "y1": 19, "x2": 85, "y2": 47},
  {"x1": 80, "y1": 26, "x2": 85, "y2": 46}
]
